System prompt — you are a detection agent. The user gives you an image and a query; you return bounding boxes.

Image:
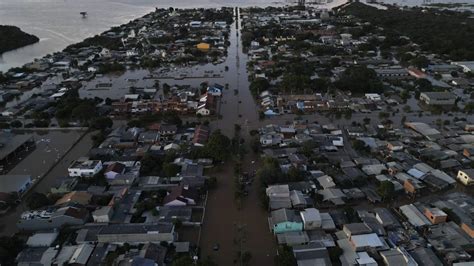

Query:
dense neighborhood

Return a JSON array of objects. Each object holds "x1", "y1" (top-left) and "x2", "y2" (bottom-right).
[{"x1": 0, "y1": 1, "x2": 474, "y2": 266}]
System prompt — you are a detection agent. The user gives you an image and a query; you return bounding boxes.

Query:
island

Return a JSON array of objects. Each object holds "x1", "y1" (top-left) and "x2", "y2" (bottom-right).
[{"x1": 0, "y1": 25, "x2": 39, "y2": 54}]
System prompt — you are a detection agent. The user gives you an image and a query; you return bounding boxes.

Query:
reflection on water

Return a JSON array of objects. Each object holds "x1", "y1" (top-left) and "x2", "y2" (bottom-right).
[
  {"x1": 1, "y1": 0, "x2": 472, "y2": 71},
  {"x1": 0, "y1": 0, "x2": 283, "y2": 72}
]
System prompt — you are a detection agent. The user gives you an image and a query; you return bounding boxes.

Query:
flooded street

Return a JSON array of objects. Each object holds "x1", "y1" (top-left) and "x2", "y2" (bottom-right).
[
  {"x1": 0, "y1": 130, "x2": 94, "y2": 236},
  {"x1": 200, "y1": 8, "x2": 276, "y2": 265}
]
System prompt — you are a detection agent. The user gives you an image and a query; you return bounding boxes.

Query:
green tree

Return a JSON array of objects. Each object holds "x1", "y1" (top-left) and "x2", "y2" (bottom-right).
[
  {"x1": 10, "y1": 120, "x2": 22, "y2": 128},
  {"x1": 163, "y1": 163, "x2": 181, "y2": 177},
  {"x1": 0, "y1": 235, "x2": 25, "y2": 265},
  {"x1": 276, "y1": 245, "x2": 296, "y2": 266},
  {"x1": 26, "y1": 192, "x2": 52, "y2": 210},
  {"x1": 89, "y1": 117, "x2": 113, "y2": 131},
  {"x1": 377, "y1": 180, "x2": 395, "y2": 202}
]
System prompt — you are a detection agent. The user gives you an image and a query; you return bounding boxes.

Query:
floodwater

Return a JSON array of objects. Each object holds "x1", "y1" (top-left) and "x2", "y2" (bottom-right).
[
  {"x1": 199, "y1": 8, "x2": 275, "y2": 265},
  {"x1": 0, "y1": 0, "x2": 284, "y2": 72},
  {"x1": 0, "y1": 130, "x2": 94, "y2": 236},
  {"x1": 2, "y1": 0, "x2": 472, "y2": 71}
]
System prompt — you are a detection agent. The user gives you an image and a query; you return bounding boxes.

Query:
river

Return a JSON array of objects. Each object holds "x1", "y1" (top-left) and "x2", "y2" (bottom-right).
[{"x1": 0, "y1": 0, "x2": 284, "y2": 72}]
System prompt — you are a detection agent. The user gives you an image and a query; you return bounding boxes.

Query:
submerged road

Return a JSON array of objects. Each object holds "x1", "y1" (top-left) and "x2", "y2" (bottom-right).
[
  {"x1": 0, "y1": 130, "x2": 95, "y2": 236},
  {"x1": 200, "y1": 7, "x2": 276, "y2": 266}
]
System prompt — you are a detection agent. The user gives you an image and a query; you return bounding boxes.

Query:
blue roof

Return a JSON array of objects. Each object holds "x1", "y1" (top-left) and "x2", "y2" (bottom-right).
[{"x1": 296, "y1": 101, "x2": 304, "y2": 110}]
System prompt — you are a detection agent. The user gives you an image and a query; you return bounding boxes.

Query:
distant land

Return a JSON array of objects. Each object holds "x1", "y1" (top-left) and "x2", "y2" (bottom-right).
[{"x1": 0, "y1": 25, "x2": 39, "y2": 55}]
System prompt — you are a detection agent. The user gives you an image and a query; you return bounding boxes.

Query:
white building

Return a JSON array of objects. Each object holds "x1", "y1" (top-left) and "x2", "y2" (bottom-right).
[
  {"x1": 92, "y1": 206, "x2": 114, "y2": 223},
  {"x1": 365, "y1": 93, "x2": 381, "y2": 101},
  {"x1": 68, "y1": 159, "x2": 103, "y2": 178},
  {"x1": 457, "y1": 169, "x2": 474, "y2": 186},
  {"x1": 300, "y1": 208, "x2": 322, "y2": 230}
]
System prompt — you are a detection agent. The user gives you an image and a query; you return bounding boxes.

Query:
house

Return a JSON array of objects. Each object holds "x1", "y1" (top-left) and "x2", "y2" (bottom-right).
[
  {"x1": 269, "y1": 208, "x2": 303, "y2": 234},
  {"x1": 193, "y1": 125, "x2": 210, "y2": 146},
  {"x1": 157, "y1": 124, "x2": 177, "y2": 136},
  {"x1": 343, "y1": 223, "x2": 372, "y2": 238},
  {"x1": 457, "y1": 169, "x2": 474, "y2": 186},
  {"x1": 424, "y1": 207, "x2": 447, "y2": 225},
  {"x1": 104, "y1": 162, "x2": 126, "y2": 179},
  {"x1": 290, "y1": 190, "x2": 307, "y2": 209},
  {"x1": 92, "y1": 206, "x2": 114, "y2": 223},
  {"x1": 317, "y1": 175, "x2": 336, "y2": 189},
  {"x1": 68, "y1": 243, "x2": 94, "y2": 265},
  {"x1": 197, "y1": 43, "x2": 210, "y2": 50},
  {"x1": 266, "y1": 184, "x2": 292, "y2": 210},
  {"x1": 374, "y1": 208, "x2": 399, "y2": 228},
  {"x1": 365, "y1": 93, "x2": 381, "y2": 101},
  {"x1": 196, "y1": 105, "x2": 211, "y2": 116},
  {"x1": 300, "y1": 208, "x2": 322, "y2": 230},
  {"x1": 55, "y1": 191, "x2": 92, "y2": 206},
  {"x1": 318, "y1": 188, "x2": 346, "y2": 205},
  {"x1": 349, "y1": 233, "x2": 385, "y2": 251},
  {"x1": 68, "y1": 159, "x2": 103, "y2": 178},
  {"x1": 260, "y1": 133, "x2": 283, "y2": 147},
  {"x1": 17, "y1": 206, "x2": 89, "y2": 231},
  {"x1": 51, "y1": 178, "x2": 78, "y2": 194},
  {"x1": 16, "y1": 247, "x2": 54, "y2": 266},
  {"x1": 380, "y1": 248, "x2": 415, "y2": 266},
  {"x1": 207, "y1": 86, "x2": 222, "y2": 97},
  {"x1": 163, "y1": 186, "x2": 198, "y2": 206},
  {"x1": 277, "y1": 231, "x2": 309, "y2": 246},
  {"x1": 96, "y1": 223, "x2": 175, "y2": 244},
  {"x1": 399, "y1": 204, "x2": 431, "y2": 227},
  {"x1": 387, "y1": 141, "x2": 404, "y2": 152},
  {"x1": 26, "y1": 232, "x2": 59, "y2": 247},
  {"x1": 292, "y1": 243, "x2": 332, "y2": 266},
  {"x1": 419, "y1": 91, "x2": 456, "y2": 106},
  {"x1": 463, "y1": 147, "x2": 474, "y2": 159},
  {"x1": 189, "y1": 21, "x2": 202, "y2": 27}
]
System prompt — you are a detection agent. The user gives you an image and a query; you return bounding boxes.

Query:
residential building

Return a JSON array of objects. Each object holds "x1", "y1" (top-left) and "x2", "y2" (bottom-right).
[
  {"x1": 163, "y1": 186, "x2": 198, "y2": 206},
  {"x1": 457, "y1": 169, "x2": 474, "y2": 186},
  {"x1": 269, "y1": 208, "x2": 303, "y2": 234},
  {"x1": 68, "y1": 159, "x2": 103, "y2": 178},
  {"x1": 17, "y1": 206, "x2": 89, "y2": 231},
  {"x1": 300, "y1": 208, "x2": 322, "y2": 230},
  {"x1": 424, "y1": 207, "x2": 447, "y2": 225},
  {"x1": 96, "y1": 223, "x2": 175, "y2": 244},
  {"x1": 104, "y1": 162, "x2": 126, "y2": 179},
  {"x1": 92, "y1": 206, "x2": 114, "y2": 223},
  {"x1": 419, "y1": 91, "x2": 456, "y2": 106}
]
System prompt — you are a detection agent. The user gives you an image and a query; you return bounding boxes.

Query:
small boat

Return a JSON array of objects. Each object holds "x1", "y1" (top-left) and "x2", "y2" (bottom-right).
[{"x1": 80, "y1": 12, "x2": 88, "y2": 18}]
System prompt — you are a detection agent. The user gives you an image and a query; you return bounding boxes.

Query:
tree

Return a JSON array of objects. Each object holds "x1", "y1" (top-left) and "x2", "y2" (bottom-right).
[
  {"x1": 163, "y1": 163, "x2": 181, "y2": 177},
  {"x1": 377, "y1": 181, "x2": 395, "y2": 202},
  {"x1": 72, "y1": 102, "x2": 96, "y2": 122},
  {"x1": 0, "y1": 235, "x2": 25, "y2": 265},
  {"x1": 378, "y1": 111, "x2": 390, "y2": 119},
  {"x1": 363, "y1": 117, "x2": 371, "y2": 125},
  {"x1": 287, "y1": 166, "x2": 304, "y2": 182},
  {"x1": 414, "y1": 78, "x2": 432, "y2": 92},
  {"x1": 26, "y1": 192, "x2": 52, "y2": 209},
  {"x1": 352, "y1": 139, "x2": 370, "y2": 154},
  {"x1": 276, "y1": 245, "x2": 296, "y2": 266},
  {"x1": 334, "y1": 65, "x2": 383, "y2": 93},
  {"x1": 10, "y1": 120, "x2": 22, "y2": 128},
  {"x1": 249, "y1": 78, "x2": 270, "y2": 95},
  {"x1": 89, "y1": 117, "x2": 113, "y2": 131},
  {"x1": 203, "y1": 130, "x2": 231, "y2": 161}
]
